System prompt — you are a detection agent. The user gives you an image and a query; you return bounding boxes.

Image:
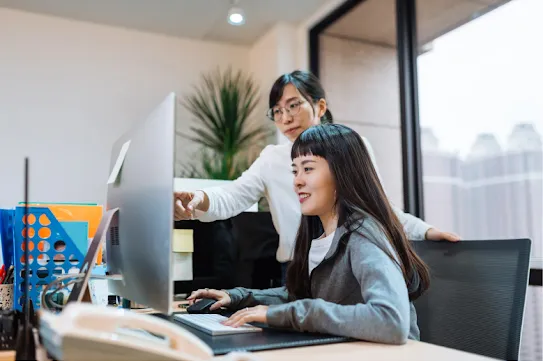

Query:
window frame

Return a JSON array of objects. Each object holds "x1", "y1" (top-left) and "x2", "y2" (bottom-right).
[{"x1": 309, "y1": 0, "x2": 541, "y2": 286}]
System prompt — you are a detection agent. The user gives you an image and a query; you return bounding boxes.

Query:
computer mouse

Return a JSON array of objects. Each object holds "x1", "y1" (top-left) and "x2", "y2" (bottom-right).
[{"x1": 186, "y1": 298, "x2": 218, "y2": 314}]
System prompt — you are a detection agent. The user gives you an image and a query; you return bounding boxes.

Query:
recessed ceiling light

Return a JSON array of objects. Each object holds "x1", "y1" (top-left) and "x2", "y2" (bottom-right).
[{"x1": 228, "y1": 7, "x2": 245, "y2": 25}]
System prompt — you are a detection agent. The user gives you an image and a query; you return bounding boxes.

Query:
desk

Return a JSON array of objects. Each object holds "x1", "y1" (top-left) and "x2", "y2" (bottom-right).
[
  {"x1": 219, "y1": 340, "x2": 498, "y2": 361},
  {"x1": 0, "y1": 337, "x2": 497, "y2": 361},
  {"x1": 0, "y1": 351, "x2": 15, "y2": 361},
  {"x1": 144, "y1": 305, "x2": 497, "y2": 361}
]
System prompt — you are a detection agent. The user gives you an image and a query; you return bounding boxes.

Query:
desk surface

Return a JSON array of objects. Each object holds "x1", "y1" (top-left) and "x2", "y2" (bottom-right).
[
  {"x1": 147, "y1": 304, "x2": 497, "y2": 361},
  {"x1": 0, "y1": 332, "x2": 497, "y2": 361},
  {"x1": 217, "y1": 340, "x2": 497, "y2": 361}
]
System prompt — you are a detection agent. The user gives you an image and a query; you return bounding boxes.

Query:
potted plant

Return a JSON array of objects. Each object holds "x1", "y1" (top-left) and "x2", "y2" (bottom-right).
[{"x1": 178, "y1": 67, "x2": 272, "y2": 180}]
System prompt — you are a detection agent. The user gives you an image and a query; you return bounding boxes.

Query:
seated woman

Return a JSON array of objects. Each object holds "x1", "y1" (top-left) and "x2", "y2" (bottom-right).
[{"x1": 188, "y1": 124, "x2": 430, "y2": 345}]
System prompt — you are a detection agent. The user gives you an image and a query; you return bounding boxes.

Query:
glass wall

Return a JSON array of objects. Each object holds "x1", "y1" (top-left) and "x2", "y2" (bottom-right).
[{"x1": 416, "y1": 1, "x2": 542, "y2": 360}]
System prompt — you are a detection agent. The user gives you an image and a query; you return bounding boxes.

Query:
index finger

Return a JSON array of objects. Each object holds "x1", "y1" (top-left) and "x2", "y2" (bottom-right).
[
  {"x1": 187, "y1": 289, "x2": 207, "y2": 300},
  {"x1": 187, "y1": 288, "x2": 222, "y2": 301},
  {"x1": 174, "y1": 191, "x2": 193, "y2": 201}
]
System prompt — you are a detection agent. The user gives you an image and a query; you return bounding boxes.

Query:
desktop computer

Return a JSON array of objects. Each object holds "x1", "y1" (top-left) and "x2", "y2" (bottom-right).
[
  {"x1": 38, "y1": 93, "x2": 348, "y2": 359},
  {"x1": 105, "y1": 92, "x2": 177, "y2": 315},
  {"x1": 38, "y1": 93, "x2": 267, "y2": 361}
]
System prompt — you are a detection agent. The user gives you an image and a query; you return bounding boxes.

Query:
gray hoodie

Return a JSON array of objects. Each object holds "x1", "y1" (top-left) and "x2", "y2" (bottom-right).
[{"x1": 226, "y1": 216, "x2": 420, "y2": 345}]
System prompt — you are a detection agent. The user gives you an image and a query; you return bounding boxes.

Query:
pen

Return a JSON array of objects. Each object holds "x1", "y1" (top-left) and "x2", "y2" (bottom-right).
[{"x1": 3, "y1": 266, "x2": 13, "y2": 284}]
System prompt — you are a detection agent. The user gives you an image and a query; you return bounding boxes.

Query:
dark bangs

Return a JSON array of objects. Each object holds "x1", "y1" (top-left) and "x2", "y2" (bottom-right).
[
  {"x1": 268, "y1": 70, "x2": 333, "y2": 123},
  {"x1": 269, "y1": 73, "x2": 288, "y2": 108},
  {"x1": 269, "y1": 74, "x2": 310, "y2": 108},
  {"x1": 269, "y1": 70, "x2": 328, "y2": 109},
  {"x1": 290, "y1": 125, "x2": 329, "y2": 160}
]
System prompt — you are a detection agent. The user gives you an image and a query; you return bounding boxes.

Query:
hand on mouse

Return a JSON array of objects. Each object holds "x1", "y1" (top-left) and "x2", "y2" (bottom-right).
[{"x1": 187, "y1": 288, "x2": 231, "y2": 311}]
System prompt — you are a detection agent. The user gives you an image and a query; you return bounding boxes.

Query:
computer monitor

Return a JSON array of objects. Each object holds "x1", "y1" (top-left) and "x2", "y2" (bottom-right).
[{"x1": 104, "y1": 93, "x2": 176, "y2": 315}]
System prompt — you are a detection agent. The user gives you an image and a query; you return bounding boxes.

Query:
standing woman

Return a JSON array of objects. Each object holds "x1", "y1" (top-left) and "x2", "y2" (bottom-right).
[{"x1": 174, "y1": 70, "x2": 459, "y2": 282}]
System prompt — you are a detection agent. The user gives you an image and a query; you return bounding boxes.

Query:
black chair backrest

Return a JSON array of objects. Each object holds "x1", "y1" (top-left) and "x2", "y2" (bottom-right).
[
  {"x1": 174, "y1": 219, "x2": 237, "y2": 293},
  {"x1": 231, "y1": 211, "x2": 279, "y2": 262},
  {"x1": 231, "y1": 212, "x2": 281, "y2": 288},
  {"x1": 412, "y1": 239, "x2": 531, "y2": 361}
]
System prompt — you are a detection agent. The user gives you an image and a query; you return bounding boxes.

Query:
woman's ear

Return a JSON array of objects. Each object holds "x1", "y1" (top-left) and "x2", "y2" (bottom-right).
[{"x1": 317, "y1": 98, "x2": 327, "y2": 118}]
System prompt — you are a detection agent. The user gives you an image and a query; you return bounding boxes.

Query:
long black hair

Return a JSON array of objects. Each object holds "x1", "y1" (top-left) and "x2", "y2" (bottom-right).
[
  {"x1": 287, "y1": 124, "x2": 430, "y2": 301},
  {"x1": 269, "y1": 70, "x2": 333, "y2": 123}
]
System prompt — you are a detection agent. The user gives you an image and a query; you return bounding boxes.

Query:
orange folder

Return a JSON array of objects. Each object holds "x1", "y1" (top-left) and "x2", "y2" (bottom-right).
[{"x1": 20, "y1": 203, "x2": 104, "y2": 264}]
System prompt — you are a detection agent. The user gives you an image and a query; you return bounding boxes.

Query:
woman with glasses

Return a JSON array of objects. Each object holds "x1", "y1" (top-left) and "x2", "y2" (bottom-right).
[{"x1": 174, "y1": 70, "x2": 459, "y2": 284}]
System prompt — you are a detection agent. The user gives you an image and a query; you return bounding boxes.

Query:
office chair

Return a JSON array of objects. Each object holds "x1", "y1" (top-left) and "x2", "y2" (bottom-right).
[
  {"x1": 412, "y1": 239, "x2": 531, "y2": 361},
  {"x1": 231, "y1": 212, "x2": 281, "y2": 289},
  {"x1": 174, "y1": 219, "x2": 238, "y2": 294}
]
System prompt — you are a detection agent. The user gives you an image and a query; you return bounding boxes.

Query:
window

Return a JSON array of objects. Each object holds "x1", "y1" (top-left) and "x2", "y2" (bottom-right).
[{"x1": 416, "y1": 1, "x2": 542, "y2": 360}]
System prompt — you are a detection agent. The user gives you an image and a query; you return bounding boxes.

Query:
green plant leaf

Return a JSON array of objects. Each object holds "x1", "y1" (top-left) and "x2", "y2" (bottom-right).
[{"x1": 180, "y1": 67, "x2": 266, "y2": 180}]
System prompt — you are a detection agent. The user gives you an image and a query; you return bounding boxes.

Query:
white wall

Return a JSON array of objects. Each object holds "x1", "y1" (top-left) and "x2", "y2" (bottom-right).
[
  {"x1": 249, "y1": 22, "x2": 298, "y2": 145},
  {"x1": 320, "y1": 34, "x2": 404, "y2": 207},
  {"x1": 295, "y1": 0, "x2": 346, "y2": 71},
  {"x1": 0, "y1": 1, "x2": 349, "y2": 208},
  {"x1": 249, "y1": 0, "x2": 347, "y2": 144},
  {"x1": 0, "y1": 8, "x2": 249, "y2": 208}
]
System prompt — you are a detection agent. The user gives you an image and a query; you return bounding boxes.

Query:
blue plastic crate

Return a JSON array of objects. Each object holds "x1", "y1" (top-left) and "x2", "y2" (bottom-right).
[{"x1": 13, "y1": 206, "x2": 85, "y2": 310}]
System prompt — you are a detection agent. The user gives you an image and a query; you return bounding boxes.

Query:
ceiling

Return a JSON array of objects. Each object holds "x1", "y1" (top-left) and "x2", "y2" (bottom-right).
[
  {"x1": 325, "y1": 0, "x2": 511, "y2": 48},
  {"x1": 0, "y1": 0, "x2": 331, "y2": 45}
]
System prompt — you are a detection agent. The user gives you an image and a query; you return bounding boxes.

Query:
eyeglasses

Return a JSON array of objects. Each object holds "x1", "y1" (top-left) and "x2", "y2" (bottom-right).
[{"x1": 266, "y1": 100, "x2": 304, "y2": 122}]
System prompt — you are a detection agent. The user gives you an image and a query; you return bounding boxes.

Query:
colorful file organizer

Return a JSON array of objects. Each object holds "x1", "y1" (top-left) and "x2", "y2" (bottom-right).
[
  {"x1": 13, "y1": 206, "x2": 86, "y2": 310},
  {"x1": 18, "y1": 203, "x2": 103, "y2": 264}
]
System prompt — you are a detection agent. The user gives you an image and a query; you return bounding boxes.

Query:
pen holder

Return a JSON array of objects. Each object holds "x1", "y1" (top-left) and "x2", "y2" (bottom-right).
[{"x1": 0, "y1": 284, "x2": 14, "y2": 311}]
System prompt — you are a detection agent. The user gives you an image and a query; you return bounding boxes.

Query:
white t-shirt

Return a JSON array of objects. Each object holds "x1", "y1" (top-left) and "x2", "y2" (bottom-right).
[
  {"x1": 197, "y1": 139, "x2": 431, "y2": 263},
  {"x1": 308, "y1": 231, "x2": 336, "y2": 275}
]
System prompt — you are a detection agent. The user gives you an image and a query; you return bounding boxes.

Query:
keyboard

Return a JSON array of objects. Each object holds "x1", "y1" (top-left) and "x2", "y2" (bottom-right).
[{"x1": 174, "y1": 314, "x2": 263, "y2": 336}]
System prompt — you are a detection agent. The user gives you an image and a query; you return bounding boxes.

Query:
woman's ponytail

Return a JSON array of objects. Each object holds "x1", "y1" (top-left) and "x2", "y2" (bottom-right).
[{"x1": 322, "y1": 109, "x2": 333, "y2": 124}]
